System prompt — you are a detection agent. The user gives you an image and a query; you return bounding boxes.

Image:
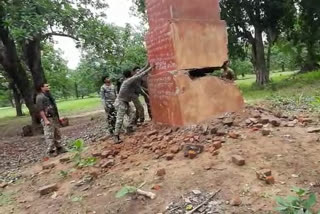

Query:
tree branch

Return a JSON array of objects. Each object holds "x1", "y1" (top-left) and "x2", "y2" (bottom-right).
[{"x1": 42, "y1": 32, "x2": 79, "y2": 41}]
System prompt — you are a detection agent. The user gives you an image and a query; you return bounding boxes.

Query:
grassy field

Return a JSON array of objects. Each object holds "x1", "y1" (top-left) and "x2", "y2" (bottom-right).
[
  {"x1": 237, "y1": 71, "x2": 320, "y2": 103},
  {"x1": 0, "y1": 97, "x2": 101, "y2": 124}
]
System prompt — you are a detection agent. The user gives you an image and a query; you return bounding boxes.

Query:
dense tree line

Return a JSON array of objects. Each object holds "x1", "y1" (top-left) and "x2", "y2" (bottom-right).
[
  {"x1": 131, "y1": 0, "x2": 320, "y2": 84},
  {"x1": 0, "y1": 0, "x2": 146, "y2": 125}
]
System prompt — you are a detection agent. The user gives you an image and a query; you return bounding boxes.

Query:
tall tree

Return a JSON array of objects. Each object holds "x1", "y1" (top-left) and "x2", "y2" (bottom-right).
[
  {"x1": 74, "y1": 23, "x2": 147, "y2": 97},
  {"x1": 293, "y1": 0, "x2": 320, "y2": 72},
  {"x1": 0, "y1": 0, "x2": 108, "y2": 124},
  {"x1": 220, "y1": 0, "x2": 295, "y2": 85},
  {"x1": 0, "y1": 19, "x2": 38, "y2": 124}
]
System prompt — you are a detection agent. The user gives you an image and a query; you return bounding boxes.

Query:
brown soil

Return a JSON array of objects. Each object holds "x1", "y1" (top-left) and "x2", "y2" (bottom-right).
[{"x1": 1, "y1": 106, "x2": 320, "y2": 214}]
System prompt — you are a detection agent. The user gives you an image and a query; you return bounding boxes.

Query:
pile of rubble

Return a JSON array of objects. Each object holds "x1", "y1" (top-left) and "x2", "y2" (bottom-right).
[{"x1": 96, "y1": 106, "x2": 319, "y2": 165}]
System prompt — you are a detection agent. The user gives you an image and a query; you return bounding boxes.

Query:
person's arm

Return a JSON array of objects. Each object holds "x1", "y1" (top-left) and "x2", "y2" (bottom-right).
[
  {"x1": 36, "y1": 96, "x2": 50, "y2": 125},
  {"x1": 100, "y1": 86, "x2": 106, "y2": 104},
  {"x1": 40, "y1": 110, "x2": 50, "y2": 125},
  {"x1": 130, "y1": 66, "x2": 152, "y2": 82}
]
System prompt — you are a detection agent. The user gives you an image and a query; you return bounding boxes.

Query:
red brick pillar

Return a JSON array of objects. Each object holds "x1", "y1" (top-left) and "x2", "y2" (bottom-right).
[{"x1": 146, "y1": 0, "x2": 244, "y2": 126}]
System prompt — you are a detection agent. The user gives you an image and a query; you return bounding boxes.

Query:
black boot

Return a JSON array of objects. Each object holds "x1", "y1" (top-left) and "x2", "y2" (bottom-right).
[{"x1": 113, "y1": 135, "x2": 122, "y2": 144}]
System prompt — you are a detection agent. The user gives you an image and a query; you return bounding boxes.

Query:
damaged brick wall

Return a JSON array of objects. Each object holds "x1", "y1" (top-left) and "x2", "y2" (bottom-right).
[{"x1": 146, "y1": 0, "x2": 244, "y2": 126}]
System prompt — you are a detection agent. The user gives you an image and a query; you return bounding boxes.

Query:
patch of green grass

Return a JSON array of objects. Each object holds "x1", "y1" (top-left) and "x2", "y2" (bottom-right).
[
  {"x1": 0, "y1": 192, "x2": 14, "y2": 206},
  {"x1": 0, "y1": 97, "x2": 101, "y2": 121},
  {"x1": 56, "y1": 97, "x2": 101, "y2": 115},
  {"x1": 237, "y1": 71, "x2": 320, "y2": 103}
]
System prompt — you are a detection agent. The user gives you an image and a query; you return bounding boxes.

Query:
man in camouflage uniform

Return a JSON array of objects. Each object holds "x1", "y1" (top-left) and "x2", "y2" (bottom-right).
[
  {"x1": 113, "y1": 64, "x2": 152, "y2": 143},
  {"x1": 100, "y1": 75, "x2": 117, "y2": 135},
  {"x1": 140, "y1": 74, "x2": 152, "y2": 119},
  {"x1": 131, "y1": 66, "x2": 145, "y2": 124},
  {"x1": 36, "y1": 83, "x2": 66, "y2": 156},
  {"x1": 221, "y1": 60, "x2": 235, "y2": 81}
]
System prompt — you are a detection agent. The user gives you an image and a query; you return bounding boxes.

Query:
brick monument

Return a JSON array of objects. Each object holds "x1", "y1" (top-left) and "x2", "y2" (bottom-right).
[{"x1": 146, "y1": 0, "x2": 245, "y2": 126}]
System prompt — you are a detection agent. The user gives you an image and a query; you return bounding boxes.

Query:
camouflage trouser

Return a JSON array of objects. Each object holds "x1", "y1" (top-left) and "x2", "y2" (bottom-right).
[
  {"x1": 141, "y1": 90, "x2": 152, "y2": 119},
  {"x1": 114, "y1": 100, "x2": 135, "y2": 136},
  {"x1": 132, "y1": 97, "x2": 145, "y2": 123},
  {"x1": 41, "y1": 117, "x2": 62, "y2": 154},
  {"x1": 104, "y1": 103, "x2": 116, "y2": 134}
]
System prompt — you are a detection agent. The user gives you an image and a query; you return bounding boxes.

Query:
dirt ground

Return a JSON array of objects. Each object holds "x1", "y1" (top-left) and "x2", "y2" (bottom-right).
[{"x1": 1, "y1": 106, "x2": 320, "y2": 214}]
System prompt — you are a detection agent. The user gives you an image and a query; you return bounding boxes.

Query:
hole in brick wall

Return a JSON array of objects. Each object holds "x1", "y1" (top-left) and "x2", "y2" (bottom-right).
[{"x1": 188, "y1": 67, "x2": 221, "y2": 79}]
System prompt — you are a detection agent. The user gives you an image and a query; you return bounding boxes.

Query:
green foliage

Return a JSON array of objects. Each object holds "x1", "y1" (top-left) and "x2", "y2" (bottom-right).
[
  {"x1": 220, "y1": 0, "x2": 296, "y2": 44},
  {"x1": 115, "y1": 186, "x2": 137, "y2": 198},
  {"x1": 131, "y1": 0, "x2": 147, "y2": 22},
  {"x1": 0, "y1": 192, "x2": 14, "y2": 206},
  {"x1": 275, "y1": 187, "x2": 317, "y2": 213},
  {"x1": 68, "y1": 139, "x2": 97, "y2": 168},
  {"x1": 59, "y1": 170, "x2": 69, "y2": 179},
  {"x1": 42, "y1": 43, "x2": 73, "y2": 99},
  {"x1": 231, "y1": 59, "x2": 254, "y2": 76},
  {"x1": 77, "y1": 157, "x2": 97, "y2": 168},
  {"x1": 74, "y1": 23, "x2": 147, "y2": 96},
  {"x1": 290, "y1": 0, "x2": 320, "y2": 69},
  {"x1": 70, "y1": 195, "x2": 83, "y2": 202}
]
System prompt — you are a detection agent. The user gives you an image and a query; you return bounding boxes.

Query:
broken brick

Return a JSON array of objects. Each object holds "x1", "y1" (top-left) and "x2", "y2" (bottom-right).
[
  {"x1": 120, "y1": 154, "x2": 129, "y2": 160},
  {"x1": 89, "y1": 170, "x2": 100, "y2": 179},
  {"x1": 152, "y1": 184, "x2": 162, "y2": 191},
  {"x1": 170, "y1": 146, "x2": 180, "y2": 154},
  {"x1": 212, "y1": 150, "x2": 220, "y2": 156},
  {"x1": 0, "y1": 182, "x2": 8, "y2": 188},
  {"x1": 256, "y1": 169, "x2": 272, "y2": 180},
  {"x1": 245, "y1": 119, "x2": 252, "y2": 125},
  {"x1": 223, "y1": 118, "x2": 234, "y2": 127},
  {"x1": 230, "y1": 196, "x2": 242, "y2": 206},
  {"x1": 164, "y1": 128, "x2": 172, "y2": 135},
  {"x1": 101, "y1": 150, "x2": 112, "y2": 158},
  {"x1": 164, "y1": 154, "x2": 174, "y2": 161},
  {"x1": 270, "y1": 118, "x2": 281, "y2": 127},
  {"x1": 212, "y1": 141, "x2": 222, "y2": 150},
  {"x1": 228, "y1": 132, "x2": 240, "y2": 139},
  {"x1": 147, "y1": 130, "x2": 158, "y2": 137},
  {"x1": 300, "y1": 118, "x2": 312, "y2": 123},
  {"x1": 39, "y1": 183, "x2": 58, "y2": 196},
  {"x1": 156, "y1": 168, "x2": 166, "y2": 176},
  {"x1": 254, "y1": 123, "x2": 263, "y2": 128},
  {"x1": 265, "y1": 176, "x2": 275, "y2": 184},
  {"x1": 216, "y1": 128, "x2": 227, "y2": 136},
  {"x1": 42, "y1": 163, "x2": 56, "y2": 170},
  {"x1": 210, "y1": 126, "x2": 217, "y2": 134},
  {"x1": 249, "y1": 118, "x2": 259, "y2": 124},
  {"x1": 143, "y1": 144, "x2": 152, "y2": 149},
  {"x1": 232, "y1": 155, "x2": 245, "y2": 166},
  {"x1": 252, "y1": 111, "x2": 261, "y2": 118},
  {"x1": 92, "y1": 152, "x2": 102, "y2": 157},
  {"x1": 287, "y1": 121, "x2": 297, "y2": 127},
  {"x1": 260, "y1": 116, "x2": 270, "y2": 124},
  {"x1": 307, "y1": 127, "x2": 320, "y2": 133},
  {"x1": 59, "y1": 157, "x2": 70, "y2": 163},
  {"x1": 261, "y1": 128, "x2": 271, "y2": 136},
  {"x1": 100, "y1": 159, "x2": 115, "y2": 168}
]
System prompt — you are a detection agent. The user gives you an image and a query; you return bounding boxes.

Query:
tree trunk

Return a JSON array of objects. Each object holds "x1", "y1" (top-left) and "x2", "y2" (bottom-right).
[
  {"x1": 9, "y1": 81, "x2": 23, "y2": 116},
  {"x1": 300, "y1": 41, "x2": 320, "y2": 73},
  {"x1": 23, "y1": 37, "x2": 46, "y2": 88},
  {"x1": 267, "y1": 43, "x2": 272, "y2": 73},
  {"x1": 75, "y1": 82, "x2": 79, "y2": 99},
  {"x1": 253, "y1": 28, "x2": 269, "y2": 86},
  {"x1": 8, "y1": 91, "x2": 14, "y2": 107},
  {"x1": 0, "y1": 24, "x2": 38, "y2": 125}
]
